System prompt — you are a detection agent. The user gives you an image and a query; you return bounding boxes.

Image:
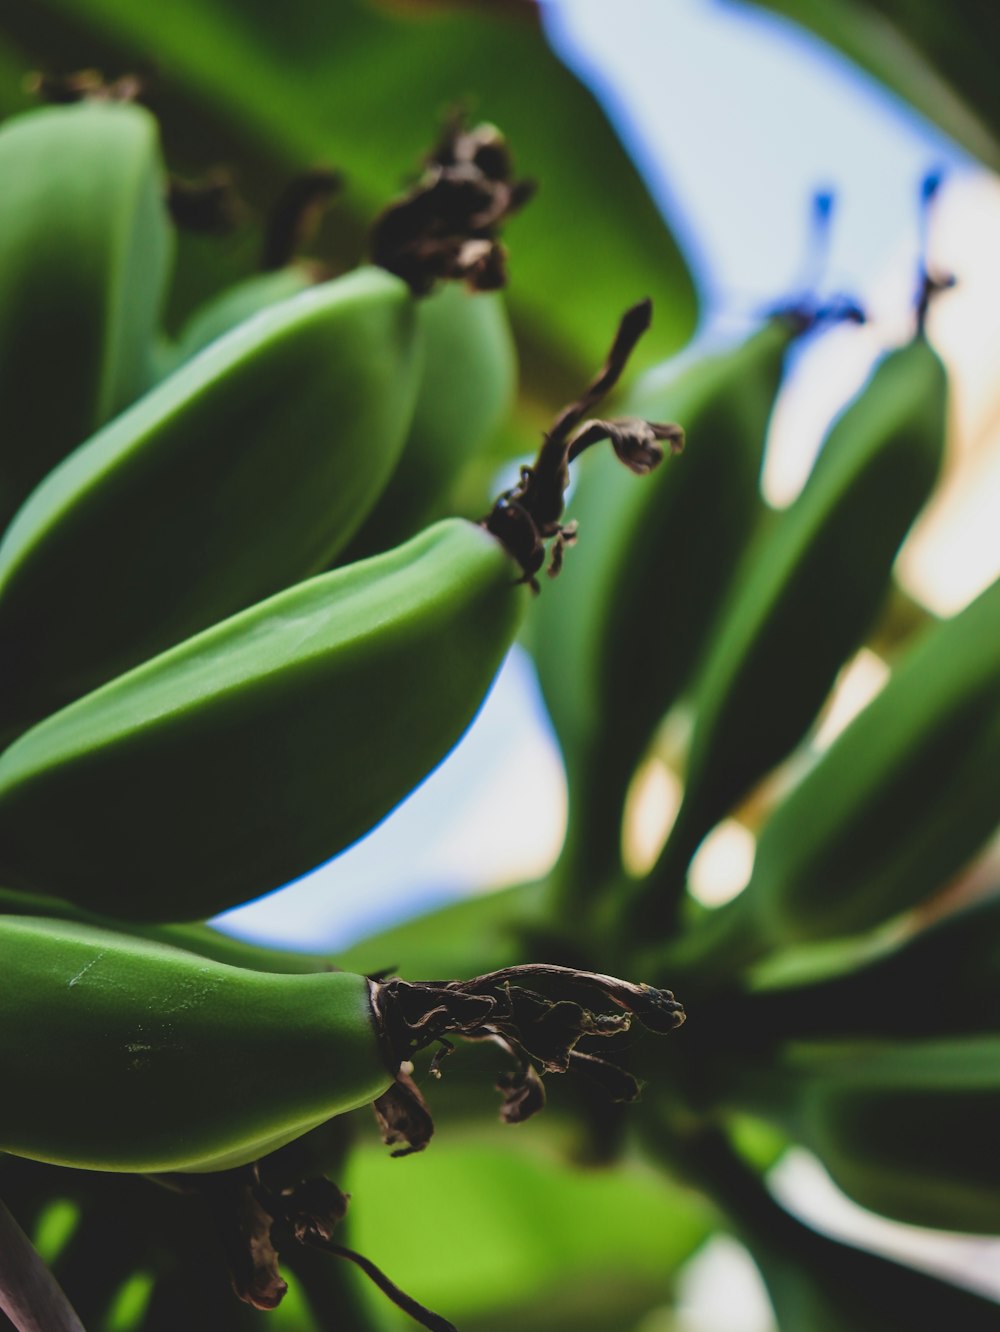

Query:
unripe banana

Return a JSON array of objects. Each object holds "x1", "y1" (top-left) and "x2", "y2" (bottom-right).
[
  {"x1": 753, "y1": 570, "x2": 1000, "y2": 944},
  {"x1": 640, "y1": 335, "x2": 947, "y2": 929},
  {"x1": 728, "y1": 1035, "x2": 1000, "y2": 1233},
  {"x1": 0, "y1": 519, "x2": 527, "y2": 921},
  {"x1": 0, "y1": 914, "x2": 391, "y2": 1173},
  {"x1": 342, "y1": 282, "x2": 517, "y2": 561},
  {"x1": 0, "y1": 267, "x2": 422, "y2": 738},
  {"x1": 0, "y1": 101, "x2": 172, "y2": 527},
  {"x1": 532, "y1": 320, "x2": 793, "y2": 894},
  {"x1": 665, "y1": 574, "x2": 1000, "y2": 981},
  {"x1": 0, "y1": 915, "x2": 683, "y2": 1175}
]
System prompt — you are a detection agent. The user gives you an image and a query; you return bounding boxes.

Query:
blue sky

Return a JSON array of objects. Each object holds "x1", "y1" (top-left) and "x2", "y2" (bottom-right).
[
  {"x1": 218, "y1": 0, "x2": 971, "y2": 953},
  {"x1": 543, "y1": 0, "x2": 969, "y2": 327}
]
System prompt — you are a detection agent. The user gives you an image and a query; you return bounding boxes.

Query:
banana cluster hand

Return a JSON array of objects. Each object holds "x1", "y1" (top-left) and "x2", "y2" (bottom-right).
[
  {"x1": 532, "y1": 317, "x2": 795, "y2": 893},
  {"x1": 640, "y1": 332, "x2": 948, "y2": 927},
  {"x1": 0, "y1": 267, "x2": 422, "y2": 736}
]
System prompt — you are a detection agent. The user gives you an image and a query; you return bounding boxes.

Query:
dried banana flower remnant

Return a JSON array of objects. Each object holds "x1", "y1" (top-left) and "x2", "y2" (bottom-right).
[
  {"x1": 370, "y1": 115, "x2": 535, "y2": 294},
  {"x1": 370, "y1": 963, "x2": 685, "y2": 1151}
]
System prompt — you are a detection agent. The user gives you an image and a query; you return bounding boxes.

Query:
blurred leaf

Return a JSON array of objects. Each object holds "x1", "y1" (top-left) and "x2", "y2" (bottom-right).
[
  {"x1": 652, "y1": 1123, "x2": 1000, "y2": 1332},
  {"x1": 741, "y1": 889, "x2": 1000, "y2": 1042},
  {"x1": 335, "y1": 880, "x2": 549, "y2": 979},
  {"x1": 0, "y1": 0, "x2": 698, "y2": 397},
  {"x1": 741, "y1": 0, "x2": 1000, "y2": 167},
  {"x1": 721, "y1": 1037, "x2": 1000, "y2": 1233},
  {"x1": 345, "y1": 1130, "x2": 713, "y2": 1324}
]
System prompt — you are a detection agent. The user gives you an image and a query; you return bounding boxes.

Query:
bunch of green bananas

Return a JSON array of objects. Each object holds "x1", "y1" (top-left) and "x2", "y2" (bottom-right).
[
  {"x1": 0, "y1": 94, "x2": 697, "y2": 1330},
  {"x1": 526, "y1": 255, "x2": 1000, "y2": 1327},
  {"x1": 2, "y1": 36, "x2": 1000, "y2": 1332}
]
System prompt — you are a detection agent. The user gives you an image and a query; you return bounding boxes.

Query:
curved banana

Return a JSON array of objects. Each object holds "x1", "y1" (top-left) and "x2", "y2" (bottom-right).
[
  {"x1": 532, "y1": 319, "x2": 793, "y2": 895},
  {"x1": 642, "y1": 1117, "x2": 1000, "y2": 1332},
  {"x1": 0, "y1": 519, "x2": 526, "y2": 921},
  {"x1": 0, "y1": 267, "x2": 422, "y2": 738},
  {"x1": 0, "y1": 914, "x2": 392, "y2": 1173},
  {"x1": 0, "y1": 101, "x2": 172, "y2": 528},
  {"x1": 0, "y1": 914, "x2": 683, "y2": 1174},
  {"x1": 342, "y1": 282, "x2": 517, "y2": 561},
  {"x1": 753, "y1": 570, "x2": 1000, "y2": 944},
  {"x1": 640, "y1": 334, "x2": 947, "y2": 930},
  {"x1": 664, "y1": 573, "x2": 1000, "y2": 982},
  {"x1": 728, "y1": 1035, "x2": 1000, "y2": 1233}
]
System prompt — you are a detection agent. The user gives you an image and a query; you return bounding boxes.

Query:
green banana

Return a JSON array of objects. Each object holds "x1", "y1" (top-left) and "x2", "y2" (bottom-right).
[
  {"x1": 665, "y1": 573, "x2": 1000, "y2": 982},
  {"x1": 341, "y1": 281, "x2": 517, "y2": 561},
  {"x1": 638, "y1": 334, "x2": 948, "y2": 932},
  {"x1": 728, "y1": 1035, "x2": 1000, "y2": 1233},
  {"x1": 0, "y1": 101, "x2": 172, "y2": 527},
  {"x1": 0, "y1": 885, "x2": 341, "y2": 974},
  {"x1": 0, "y1": 915, "x2": 390, "y2": 1172},
  {"x1": 0, "y1": 914, "x2": 683, "y2": 1174},
  {"x1": 752, "y1": 571, "x2": 1000, "y2": 944},
  {"x1": 0, "y1": 519, "x2": 526, "y2": 921},
  {"x1": 532, "y1": 319, "x2": 794, "y2": 897},
  {"x1": 0, "y1": 266, "x2": 422, "y2": 738}
]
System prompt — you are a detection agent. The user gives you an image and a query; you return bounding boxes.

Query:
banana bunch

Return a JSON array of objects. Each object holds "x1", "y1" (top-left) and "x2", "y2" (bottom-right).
[
  {"x1": 0, "y1": 89, "x2": 696, "y2": 1327},
  {"x1": 531, "y1": 318, "x2": 793, "y2": 896},
  {"x1": 522, "y1": 198, "x2": 1000, "y2": 1319},
  {"x1": 640, "y1": 330, "x2": 948, "y2": 929},
  {"x1": 0, "y1": 268, "x2": 423, "y2": 736},
  {"x1": 2, "y1": 57, "x2": 999, "y2": 1332}
]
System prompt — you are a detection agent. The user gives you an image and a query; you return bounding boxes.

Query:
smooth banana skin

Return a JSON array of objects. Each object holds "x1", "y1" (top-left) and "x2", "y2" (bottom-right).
[
  {"x1": 0, "y1": 267, "x2": 422, "y2": 737},
  {"x1": 341, "y1": 282, "x2": 517, "y2": 561},
  {"x1": 752, "y1": 570, "x2": 1000, "y2": 943},
  {"x1": 170, "y1": 264, "x2": 320, "y2": 368},
  {"x1": 0, "y1": 519, "x2": 526, "y2": 921},
  {"x1": 151, "y1": 265, "x2": 317, "y2": 383},
  {"x1": 531, "y1": 321, "x2": 793, "y2": 896},
  {"x1": 0, "y1": 915, "x2": 391, "y2": 1174},
  {"x1": 0, "y1": 102, "x2": 172, "y2": 527},
  {"x1": 726, "y1": 1035, "x2": 1000, "y2": 1233},
  {"x1": 641, "y1": 336, "x2": 948, "y2": 927},
  {"x1": 664, "y1": 574, "x2": 1000, "y2": 982}
]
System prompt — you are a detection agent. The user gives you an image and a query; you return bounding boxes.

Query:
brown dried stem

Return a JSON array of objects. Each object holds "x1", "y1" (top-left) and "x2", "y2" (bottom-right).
[{"x1": 482, "y1": 300, "x2": 683, "y2": 586}]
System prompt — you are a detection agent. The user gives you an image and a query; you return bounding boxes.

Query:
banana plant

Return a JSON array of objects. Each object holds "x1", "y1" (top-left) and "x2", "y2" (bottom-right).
[{"x1": 0, "y1": 10, "x2": 999, "y2": 1332}]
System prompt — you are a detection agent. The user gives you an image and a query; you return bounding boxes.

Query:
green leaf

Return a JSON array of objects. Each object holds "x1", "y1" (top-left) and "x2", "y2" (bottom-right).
[
  {"x1": 727, "y1": 1037, "x2": 1000, "y2": 1233},
  {"x1": 345, "y1": 1130, "x2": 713, "y2": 1323},
  {"x1": 745, "y1": 0, "x2": 1000, "y2": 167}
]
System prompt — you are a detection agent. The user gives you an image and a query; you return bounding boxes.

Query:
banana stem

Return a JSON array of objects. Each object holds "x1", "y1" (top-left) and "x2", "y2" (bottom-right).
[{"x1": 0, "y1": 1196, "x2": 85, "y2": 1332}]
